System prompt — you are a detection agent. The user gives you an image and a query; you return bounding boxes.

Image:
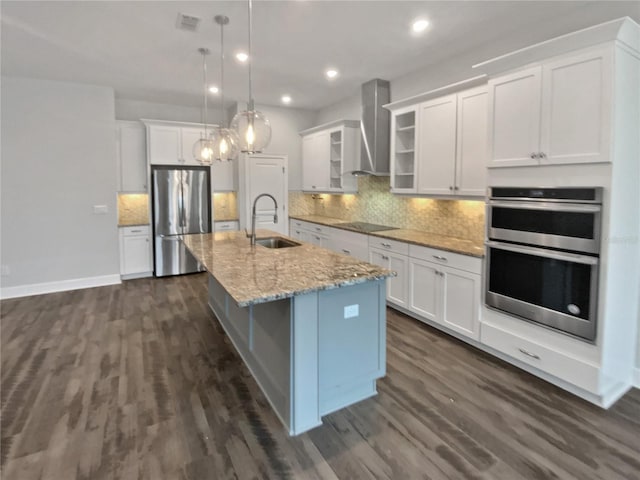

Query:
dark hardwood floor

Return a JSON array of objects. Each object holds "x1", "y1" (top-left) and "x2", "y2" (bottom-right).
[{"x1": 1, "y1": 273, "x2": 639, "y2": 479}]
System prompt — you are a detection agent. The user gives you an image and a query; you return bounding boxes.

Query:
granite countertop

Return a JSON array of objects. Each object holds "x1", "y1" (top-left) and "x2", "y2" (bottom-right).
[
  {"x1": 183, "y1": 230, "x2": 394, "y2": 307},
  {"x1": 289, "y1": 215, "x2": 484, "y2": 258}
]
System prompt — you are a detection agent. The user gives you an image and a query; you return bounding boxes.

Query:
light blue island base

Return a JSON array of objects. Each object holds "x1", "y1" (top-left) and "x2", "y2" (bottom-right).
[{"x1": 207, "y1": 274, "x2": 387, "y2": 436}]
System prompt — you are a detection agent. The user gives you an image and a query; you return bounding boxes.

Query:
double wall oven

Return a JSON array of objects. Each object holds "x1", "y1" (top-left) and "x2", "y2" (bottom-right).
[{"x1": 485, "y1": 187, "x2": 603, "y2": 342}]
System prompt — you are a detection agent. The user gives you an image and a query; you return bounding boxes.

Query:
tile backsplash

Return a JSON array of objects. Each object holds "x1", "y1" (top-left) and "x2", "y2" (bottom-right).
[
  {"x1": 288, "y1": 176, "x2": 485, "y2": 243},
  {"x1": 118, "y1": 192, "x2": 239, "y2": 226},
  {"x1": 118, "y1": 194, "x2": 149, "y2": 225},
  {"x1": 213, "y1": 192, "x2": 238, "y2": 221}
]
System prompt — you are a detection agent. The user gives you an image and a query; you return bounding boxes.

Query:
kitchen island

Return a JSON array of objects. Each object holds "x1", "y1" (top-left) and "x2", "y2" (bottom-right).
[{"x1": 183, "y1": 230, "x2": 393, "y2": 435}]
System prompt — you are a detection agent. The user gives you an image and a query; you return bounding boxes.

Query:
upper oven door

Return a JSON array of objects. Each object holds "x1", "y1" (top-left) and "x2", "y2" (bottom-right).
[{"x1": 488, "y1": 200, "x2": 601, "y2": 254}]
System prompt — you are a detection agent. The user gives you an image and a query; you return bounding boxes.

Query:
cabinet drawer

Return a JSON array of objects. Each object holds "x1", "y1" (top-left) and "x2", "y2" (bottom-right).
[
  {"x1": 215, "y1": 220, "x2": 239, "y2": 231},
  {"x1": 409, "y1": 244, "x2": 481, "y2": 274},
  {"x1": 368, "y1": 236, "x2": 409, "y2": 255},
  {"x1": 121, "y1": 225, "x2": 150, "y2": 236},
  {"x1": 481, "y1": 322, "x2": 599, "y2": 393}
]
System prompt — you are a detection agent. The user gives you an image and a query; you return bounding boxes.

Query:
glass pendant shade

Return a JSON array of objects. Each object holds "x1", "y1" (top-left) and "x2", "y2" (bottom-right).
[
  {"x1": 211, "y1": 127, "x2": 240, "y2": 162},
  {"x1": 193, "y1": 136, "x2": 215, "y2": 165},
  {"x1": 231, "y1": 108, "x2": 272, "y2": 153}
]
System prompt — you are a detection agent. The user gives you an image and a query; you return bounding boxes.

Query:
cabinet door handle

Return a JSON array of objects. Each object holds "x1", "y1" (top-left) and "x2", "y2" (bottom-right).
[
  {"x1": 314, "y1": 235, "x2": 321, "y2": 240},
  {"x1": 539, "y1": 152, "x2": 547, "y2": 159},
  {"x1": 449, "y1": 186, "x2": 453, "y2": 190},
  {"x1": 381, "y1": 255, "x2": 389, "y2": 261},
  {"x1": 342, "y1": 249, "x2": 351, "y2": 254},
  {"x1": 518, "y1": 348, "x2": 540, "y2": 360},
  {"x1": 432, "y1": 255, "x2": 448, "y2": 262},
  {"x1": 381, "y1": 243, "x2": 391, "y2": 248},
  {"x1": 315, "y1": 227, "x2": 322, "y2": 232},
  {"x1": 295, "y1": 230, "x2": 301, "y2": 234},
  {"x1": 130, "y1": 229, "x2": 142, "y2": 233},
  {"x1": 454, "y1": 186, "x2": 459, "y2": 190},
  {"x1": 530, "y1": 152, "x2": 538, "y2": 159}
]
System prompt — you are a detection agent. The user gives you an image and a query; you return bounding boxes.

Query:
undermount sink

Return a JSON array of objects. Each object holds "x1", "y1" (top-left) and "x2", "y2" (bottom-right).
[{"x1": 255, "y1": 237, "x2": 301, "y2": 249}]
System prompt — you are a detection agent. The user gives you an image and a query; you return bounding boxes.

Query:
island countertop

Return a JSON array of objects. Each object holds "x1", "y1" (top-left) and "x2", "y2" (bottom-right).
[{"x1": 183, "y1": 230, "x2": 394, "y2": 307}]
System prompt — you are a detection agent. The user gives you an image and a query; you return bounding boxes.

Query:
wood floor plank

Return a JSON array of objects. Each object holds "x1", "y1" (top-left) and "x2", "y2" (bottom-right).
[{"x1": 1, "y1": 273, "x2": 639, "y2": 479}]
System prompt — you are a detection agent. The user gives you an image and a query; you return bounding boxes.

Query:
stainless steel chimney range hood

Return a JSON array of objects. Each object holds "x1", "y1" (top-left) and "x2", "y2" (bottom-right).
[{"x1": 350, "y1": 78, "x2": 391, "y2": 176}]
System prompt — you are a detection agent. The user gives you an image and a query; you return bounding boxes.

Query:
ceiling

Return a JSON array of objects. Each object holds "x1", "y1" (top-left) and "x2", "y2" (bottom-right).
[{"x1": 2, "y1": 1, "x2": 639, "y2": 111}]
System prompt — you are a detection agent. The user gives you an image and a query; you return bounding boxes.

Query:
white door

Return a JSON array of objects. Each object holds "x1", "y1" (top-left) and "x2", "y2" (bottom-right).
[
  {"x1": 487, "y1": 66, "x2": 542, "y2": 167},
  {"x1": 455, "y1": 87, "x2": 488, "y2": 196},
  {"x1": 309, "y1": 233, "x2": 329, "y2": 247},
  {"x1": 181, "y1": 127, "x2": 208, "y2": 166},
  {"x1": 117, "y1": 121, "x2": 147, "y2": 192},
  {"x1": 387, "y1": 253, "x2": 408, "y2": 308},
  {"x1": 408, "y1": 258, "x2": 439, "y2": 323},
  {"x1": 440, "y1": 266, "x2": 480, "y2": 340},
  {"x1": 417, "y1": 95, "x2": 457, "y2": 195},
  {"x1": 302, "y1": 132, "x2": 330, "y2": 191},
  {"x1": 148, "y1": 125, "x2": 182, "y2": 165},
  {"x1": 539, "y1": 48, "x2": 612, "y2": 165},
  {"x1": 246, "y1": 155, "x2": 287, "y2": 236}
]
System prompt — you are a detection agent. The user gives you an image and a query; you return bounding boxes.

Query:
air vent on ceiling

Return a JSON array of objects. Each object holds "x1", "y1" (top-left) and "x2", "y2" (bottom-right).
[{"x1": 176, "y1": 13, "x2": 201, "y2": 32}]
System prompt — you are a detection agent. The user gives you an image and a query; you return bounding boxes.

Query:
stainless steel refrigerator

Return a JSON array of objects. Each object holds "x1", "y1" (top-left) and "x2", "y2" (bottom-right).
[{"x1": 152, "y1": 166, "x2": 211, "y2": 277}]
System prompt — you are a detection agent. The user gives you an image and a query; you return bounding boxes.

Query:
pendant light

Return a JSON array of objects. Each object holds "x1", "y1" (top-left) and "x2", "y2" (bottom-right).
[
  {"x1": 211, "y1": 15, "x2": 240, "y2": 162},
  {"x1": 193, "y1": 48, "x2": 215, "y2": 165},
  {"x1": 231, "y1": 0, "x2": 271, "y2": 153}
]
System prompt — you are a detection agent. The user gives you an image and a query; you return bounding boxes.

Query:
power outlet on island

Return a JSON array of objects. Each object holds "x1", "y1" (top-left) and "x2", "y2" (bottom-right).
[{"x1": 344, "y1": 304, "x2": 359, "y2": 319}]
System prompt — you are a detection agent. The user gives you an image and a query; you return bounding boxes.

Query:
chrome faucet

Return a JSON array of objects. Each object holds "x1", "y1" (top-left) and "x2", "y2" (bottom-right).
[{"x1": 247, "y1": 193, "x2": 278, "y2": 246}]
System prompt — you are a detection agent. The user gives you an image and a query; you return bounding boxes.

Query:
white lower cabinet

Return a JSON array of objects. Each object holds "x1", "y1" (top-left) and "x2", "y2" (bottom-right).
[
  {"x1": 369, "y1": 248, "x2": 409, "y2": 307},
  {"x1": 408, "y1": 244, "x2": 482, "y2": 341},
  {"x1": 119, "y1": 226, "x2": 152, "y2": 278}
]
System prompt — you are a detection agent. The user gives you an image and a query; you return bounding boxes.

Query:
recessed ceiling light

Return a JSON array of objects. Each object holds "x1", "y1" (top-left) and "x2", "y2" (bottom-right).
[
  {"x1": 411, "y1": 18, "x2": 430, "y2": 34},
  {"x1": 325, "y1": 69, "x2": 338, "y2": 80},
  {"x1": 281, "y1": 95, "x2": 292, "y2": 104},
  {"x1": 209, "y1": 85, "x2": 219, "y2": 94},
  {"x1": 235, "y1": 52, "x2": 249, "y2": 63}
]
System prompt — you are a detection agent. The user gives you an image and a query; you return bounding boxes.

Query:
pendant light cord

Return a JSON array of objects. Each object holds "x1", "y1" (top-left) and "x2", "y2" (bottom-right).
[
  {"x1": 247, "y1": 0, "x2": 254, "y2": 111},
  {"x1": 201, "y1": 50, "x2": 209, "y2": 136},
  {"x1": 220, "y1": 19, "x2": 225, "y2": 127}
]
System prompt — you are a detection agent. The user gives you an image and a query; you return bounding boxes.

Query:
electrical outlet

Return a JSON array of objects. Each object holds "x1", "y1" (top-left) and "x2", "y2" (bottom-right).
[
  {"x1": 1, "y1": 265, "x2": 10, "y2": 276},
  {"x1": 344, "y1": 304, "x2": 359, "y2": 319},
  {"x1": 93, "y1": 205, "x2": 108, "y2": 214}
]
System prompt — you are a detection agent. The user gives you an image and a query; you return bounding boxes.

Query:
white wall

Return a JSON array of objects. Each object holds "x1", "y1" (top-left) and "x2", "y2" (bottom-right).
[{"x1": 1, "y1": 77, "x2": 120, "y2": 294}]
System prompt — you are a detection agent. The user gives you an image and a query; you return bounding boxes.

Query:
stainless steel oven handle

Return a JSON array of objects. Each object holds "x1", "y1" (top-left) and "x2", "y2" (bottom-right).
[
  {"x1": 485, "y1": 241, "x2": 599, "y2": 265},
  {"x1": 488, "y1": 200, "x2": 601, "y2": 213}
]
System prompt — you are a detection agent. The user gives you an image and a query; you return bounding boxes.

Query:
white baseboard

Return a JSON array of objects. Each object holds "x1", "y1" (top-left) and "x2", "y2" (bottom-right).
[
  {"x1": 634, "y1": 367, "x2": 640, "y2": 389},
  {"x1": 0, "y1": 274, "x2": 121, "y2": 300}
]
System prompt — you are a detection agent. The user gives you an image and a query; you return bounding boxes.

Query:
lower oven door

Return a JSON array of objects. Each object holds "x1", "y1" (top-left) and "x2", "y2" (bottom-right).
[{"x1": 485, "y1": 241, "x2": 599, "y2": 342}]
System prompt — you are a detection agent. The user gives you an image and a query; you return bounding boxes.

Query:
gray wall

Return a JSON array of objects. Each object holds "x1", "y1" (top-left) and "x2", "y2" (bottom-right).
[
  {"x1": 255, "y1": 104, "x2": 316, "y2": 191},
  {"x1": 115, "y1": 98, "x2": 220, "y2": 124},
  {"x1": 1, "y1": 77, "x2": 120, "y2": 289}
]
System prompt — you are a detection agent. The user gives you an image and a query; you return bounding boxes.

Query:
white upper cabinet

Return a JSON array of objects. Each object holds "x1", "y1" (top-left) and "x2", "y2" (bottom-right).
[
  {"x1": 212, "y1": 160, "x2": 237, "y2": 192},
  {"x1": 417, "y1": 94, "x2": 458, "y2": 195},
  {"x1": 488, "y1": 66, "x2": 542, "y2": 167},
  {"x1": 390, "y1": 106, "x2": 418, "y2": 193},
  {"x1": 116, "y1": 120, "x2": 147, "y2": 192},
  {"x1": 302, "y1": 132, "x2": 330, "y2": 191},
  {"x1": 387, "y1": 78, "x2": 488, "y2": 197},
  {"x1": 146, "y1": 121, "x2": 209, "y2": 166},
  {"x1": 455, "y1": 86, "x2": 489, "y2": 196},
  {"x1": 539, "y1": 48, "x2": 612, "y2": 165},
  {"x1": 300, "y1": 120, "x2": 359, "y2": 193},
  {"x1": 487, "y1": 47, "x2": 612, "y2": 167}
]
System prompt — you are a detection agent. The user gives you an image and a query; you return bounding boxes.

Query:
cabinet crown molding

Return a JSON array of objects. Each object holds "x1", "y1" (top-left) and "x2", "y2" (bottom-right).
[
  {"x1": 473, "y1": 16, "x2": 640, "y2": 76},
  {"x1": 299, "y1": 119, "x2": 359, "y2": 136},
  {"x1": 141, "y1": 118, "x2": 218, "y2": 128},
  {"x1": 383, "y1": 75, "x2": 487, "y2": 111}
]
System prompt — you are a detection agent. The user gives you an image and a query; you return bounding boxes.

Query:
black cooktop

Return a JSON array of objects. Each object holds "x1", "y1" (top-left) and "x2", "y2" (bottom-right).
[{"x1": 337, "y1": 221, "x2": 398, "y2": 233}]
